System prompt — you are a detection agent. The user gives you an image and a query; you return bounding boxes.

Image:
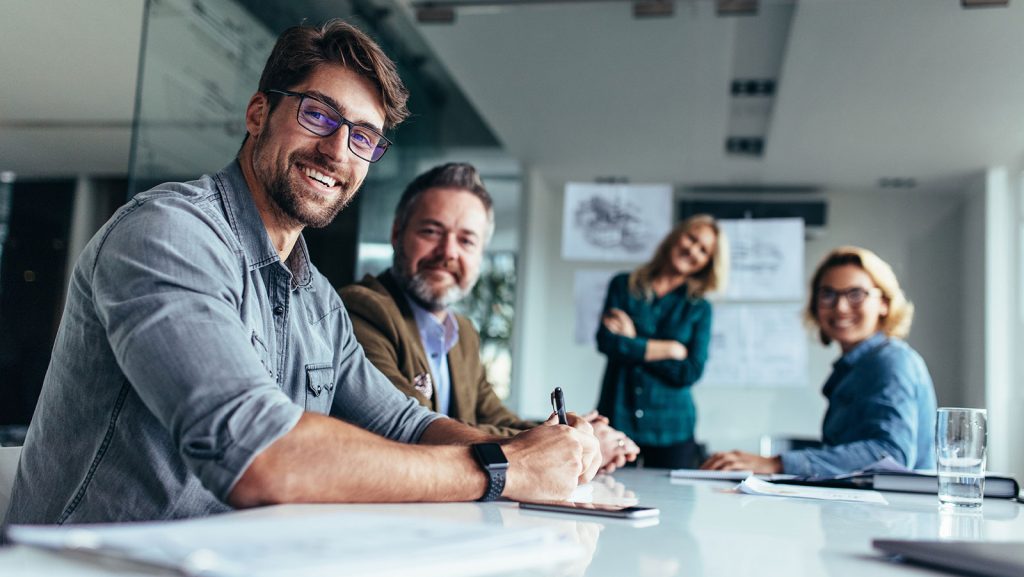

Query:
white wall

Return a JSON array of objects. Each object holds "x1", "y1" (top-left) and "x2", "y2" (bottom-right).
[{"x1": 514, "y1": 174, "x2": 971, "y2": 456}]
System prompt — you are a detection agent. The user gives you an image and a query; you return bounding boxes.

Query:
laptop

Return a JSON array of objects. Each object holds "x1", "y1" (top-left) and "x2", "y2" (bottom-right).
[{"x1": 873, "y1": 539, "x2": 1024, "y2": 577}]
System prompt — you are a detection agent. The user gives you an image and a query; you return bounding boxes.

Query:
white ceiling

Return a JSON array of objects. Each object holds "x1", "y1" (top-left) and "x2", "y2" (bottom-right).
[
  {"x1": 0, "y1": 0, "x2": 143, "y2": 177},
  {"x1": 397, "y1": 0, "x2": 1024, "y2": 192},
  {"x1": 4, "y1": 0, "x2": 1024, "y2": 195}
]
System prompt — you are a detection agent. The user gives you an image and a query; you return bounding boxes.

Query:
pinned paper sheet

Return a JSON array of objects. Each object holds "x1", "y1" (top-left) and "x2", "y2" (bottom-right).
[{"x1": 738, "y1": 476, "x2": 888, "y2": 505}]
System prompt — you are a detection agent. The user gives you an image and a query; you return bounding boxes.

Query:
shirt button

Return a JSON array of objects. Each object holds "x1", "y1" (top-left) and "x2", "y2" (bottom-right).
[
  {"x1": 635, "y1": 409, "x2": 645, "y2": 419},
  {"x1": 273, "y1": 305, "x2": 285, "y2": 316},
  {"x1": 316, "y1": 385, "x2": 323, "y2": 394},
  {"x1": 635, "y1": 387, "x2": 643, "y2": 395}
]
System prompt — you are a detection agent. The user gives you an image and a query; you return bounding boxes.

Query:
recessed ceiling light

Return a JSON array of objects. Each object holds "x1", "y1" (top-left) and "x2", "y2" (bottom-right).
[
  {"x1": 878, "y1": 177, "x2": 917, "y2": 189},
  {"x1": 961, "y1": 0, "x2": 1009, "y2": 8}
]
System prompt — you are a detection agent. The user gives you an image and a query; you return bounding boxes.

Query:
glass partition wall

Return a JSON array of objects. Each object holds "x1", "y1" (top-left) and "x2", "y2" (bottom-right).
[{"x1": 129, "y1": 0, "x2": 522, "y2": 399}]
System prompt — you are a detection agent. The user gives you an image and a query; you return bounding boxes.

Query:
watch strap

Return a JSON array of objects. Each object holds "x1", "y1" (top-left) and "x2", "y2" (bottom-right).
[{"x1": 471, "y1": 443, "x2": 507, "y2": 502}]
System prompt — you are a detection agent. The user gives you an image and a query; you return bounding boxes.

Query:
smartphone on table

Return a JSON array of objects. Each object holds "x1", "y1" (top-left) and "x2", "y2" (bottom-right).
[{"x1": 519, "y1": 500, "x2": 659, "y2": 519}]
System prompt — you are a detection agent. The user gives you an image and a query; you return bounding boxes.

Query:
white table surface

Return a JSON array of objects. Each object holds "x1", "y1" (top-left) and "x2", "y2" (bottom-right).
[{"x1": 1, "y1": 467, "x2": 1021, "y2": 576}]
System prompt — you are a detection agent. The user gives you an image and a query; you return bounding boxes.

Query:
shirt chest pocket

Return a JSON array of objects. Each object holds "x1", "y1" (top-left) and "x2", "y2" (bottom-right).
[
  {"x1": 305, "y1": 363, "x2": 335, "y2": 413},
  {"x1": 251, "y1": 330, "x2": 274, "y2": 379}
]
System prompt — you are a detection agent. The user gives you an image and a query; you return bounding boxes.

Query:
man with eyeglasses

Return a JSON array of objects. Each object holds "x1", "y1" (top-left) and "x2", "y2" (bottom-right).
[{"x1": 3, "y1": 20, "x2": 599, "y2": 529}]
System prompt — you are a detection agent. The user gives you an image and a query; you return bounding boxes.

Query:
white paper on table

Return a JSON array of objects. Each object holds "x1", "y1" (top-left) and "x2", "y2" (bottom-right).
[
  {"x1": 670, "y1": 469, "x2": 755, "y2": 481},
  {"x1": 7, "y1": 508, "x2": 583, "y2": 577},
  {"x1": 737, "y1": 476, "x2": 889, "y2": 504}
]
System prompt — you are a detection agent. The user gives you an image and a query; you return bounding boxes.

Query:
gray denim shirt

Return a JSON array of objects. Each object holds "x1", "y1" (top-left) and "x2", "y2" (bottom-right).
[{"x1": 4, "y1": 161, "x2": 442, "y2": 527}]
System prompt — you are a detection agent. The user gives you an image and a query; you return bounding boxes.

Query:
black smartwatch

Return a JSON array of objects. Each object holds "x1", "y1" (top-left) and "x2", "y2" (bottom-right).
[{"x1": 471, "y1": 443, "x2": 508, "y2": 502}]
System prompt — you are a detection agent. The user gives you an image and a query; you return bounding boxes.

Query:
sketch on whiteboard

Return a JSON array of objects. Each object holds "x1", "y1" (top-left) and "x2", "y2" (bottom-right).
[{"x1": 562, "y1": 183, "x2": 672, "y2": 262}]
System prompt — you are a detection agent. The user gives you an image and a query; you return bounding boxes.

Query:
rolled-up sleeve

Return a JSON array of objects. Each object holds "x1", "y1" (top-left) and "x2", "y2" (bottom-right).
[
  {"x1": 92, "y1": 197, "x2": 302, "y2": 501},
  {"x1": 780, "y1": 353, "x2": 924, "y2": 478},
  {"x1": 329, "y1": 304, "x2": 444, "y2": 443},
  {"x1": 596, "y1": 274, "x2": 648, "y2": 363}
]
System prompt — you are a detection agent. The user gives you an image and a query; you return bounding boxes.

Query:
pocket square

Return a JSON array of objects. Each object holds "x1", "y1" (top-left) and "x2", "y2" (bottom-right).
[{"x1": 413, "y1": 372, "x2": 433, "y2": 399}]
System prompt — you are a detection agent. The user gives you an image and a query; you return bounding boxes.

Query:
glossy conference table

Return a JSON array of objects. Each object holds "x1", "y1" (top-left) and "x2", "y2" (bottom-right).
[{"x1": 1, "y1": 467, "x2": 1021, "y2": 577}]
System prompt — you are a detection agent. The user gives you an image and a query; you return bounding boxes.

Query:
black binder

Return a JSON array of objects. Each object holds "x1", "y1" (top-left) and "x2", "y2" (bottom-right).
[{"x1": 775, "y1": 471, "x2": 1020, "y2": 499}]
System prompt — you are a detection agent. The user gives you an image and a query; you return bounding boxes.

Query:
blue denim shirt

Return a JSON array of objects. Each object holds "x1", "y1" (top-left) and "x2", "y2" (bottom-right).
[
  {"x1": 781, "y1": 332, "x2": 937, "y2": 477},
  {"x1": 4, "y1": 161, "x2": 441, "y2": 527}
]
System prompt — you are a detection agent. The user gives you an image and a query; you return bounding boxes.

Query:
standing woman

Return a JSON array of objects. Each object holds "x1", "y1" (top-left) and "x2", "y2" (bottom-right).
[
  {"x1": 596, "y1": 214, "x2": 728, "y2": 469},
  {"x1": 702, "y1": 246, "x2": 937, "y2": 476}
]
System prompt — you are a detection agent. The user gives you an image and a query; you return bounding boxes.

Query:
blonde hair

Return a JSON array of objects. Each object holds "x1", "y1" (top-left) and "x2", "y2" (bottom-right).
[
  {"x1": 806, "y1": 246, "x2": 914, "y2": 345},
  {"x1": 628, "y1": 214, "x2": 729, "y2": 300}
]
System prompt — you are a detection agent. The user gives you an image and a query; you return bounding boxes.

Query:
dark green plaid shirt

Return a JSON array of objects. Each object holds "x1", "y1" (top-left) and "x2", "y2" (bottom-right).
[{"x1": 596, "y1": 273, "x2": 713, "y2": 446}]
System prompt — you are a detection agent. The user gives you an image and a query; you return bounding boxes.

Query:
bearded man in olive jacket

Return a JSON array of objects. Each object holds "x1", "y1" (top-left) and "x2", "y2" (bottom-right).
[{"x1": 341, "y1": 163, "x2": 638, "y2": 470}]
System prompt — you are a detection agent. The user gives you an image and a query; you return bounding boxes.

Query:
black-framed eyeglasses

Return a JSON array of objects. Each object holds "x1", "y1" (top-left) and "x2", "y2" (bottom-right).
[
  {"x1": 817, "y1": 286, "x2": 882, "y2": 308},
  {"x1": 265, "y1": 89, "x2": 391, "y2": 163}
]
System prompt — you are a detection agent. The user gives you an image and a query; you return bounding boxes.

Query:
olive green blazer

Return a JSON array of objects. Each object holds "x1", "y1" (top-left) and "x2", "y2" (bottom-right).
[{"x1": 340, "y1": 270, "x2": 537, "y2": 436}]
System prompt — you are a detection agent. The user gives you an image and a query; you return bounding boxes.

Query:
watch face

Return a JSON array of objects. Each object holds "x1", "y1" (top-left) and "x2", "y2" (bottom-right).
[{"x1": 474, "y1": 443, "x2": 509, "y2": 468}]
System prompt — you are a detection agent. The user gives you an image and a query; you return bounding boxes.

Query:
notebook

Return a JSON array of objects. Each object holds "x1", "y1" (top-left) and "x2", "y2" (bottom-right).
[{"x1": 874, "y1": 540, "x2": 1024, "y2": 577}]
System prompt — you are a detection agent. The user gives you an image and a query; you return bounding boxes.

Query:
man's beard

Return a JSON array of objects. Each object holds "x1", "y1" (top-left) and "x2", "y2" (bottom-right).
[
  {"x1": 392, "y1": 241, "x2": 474, "y2": 312},
  {"x1": 252, "y1": 127, "x2": 356, "y2": 229}
]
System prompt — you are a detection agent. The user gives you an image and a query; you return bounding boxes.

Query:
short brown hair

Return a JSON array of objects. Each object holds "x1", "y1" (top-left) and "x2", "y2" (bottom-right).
[
  {"x1": 806, "y1": 246, "x2": 914, "y2": 345},
  {"x1": 258, "y1": 19, "x2": 409, "y2": 129},
  {"x1": 392, "y1": 163, "x2": 495, "y2": 240},
  {"x1": 628, "y1": 214, "x2": 728, "y2": 300}
]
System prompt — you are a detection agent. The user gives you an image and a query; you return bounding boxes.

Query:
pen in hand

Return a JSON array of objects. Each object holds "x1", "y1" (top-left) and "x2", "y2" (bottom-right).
[{"x1": 550, "y1": 387, "x2": 568, "y2": 425}]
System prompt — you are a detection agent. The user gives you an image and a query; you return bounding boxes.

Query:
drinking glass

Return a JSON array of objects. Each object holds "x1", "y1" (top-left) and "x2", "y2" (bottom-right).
[{"x1": 935, "y1": 407, "x2": 987, "y2": 508}]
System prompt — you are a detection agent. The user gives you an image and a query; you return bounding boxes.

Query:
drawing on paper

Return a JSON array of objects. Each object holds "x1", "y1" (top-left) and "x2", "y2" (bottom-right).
[
  {"x1": 573, "y1": 195, "x2": 650, "y2": 252},
  {"x1": 561, "y1": 183, "x2": 672, "y2": 262},
  {"x1": 730, "y1": 238, "x2": 784, "y2": 274},
  {"x1": 719, "y1": 218, "x2": 804, "y2": 301}
]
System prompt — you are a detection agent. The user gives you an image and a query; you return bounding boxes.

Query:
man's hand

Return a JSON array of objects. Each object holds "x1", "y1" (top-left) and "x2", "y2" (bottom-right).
[
  {"x1": 551, "y1": 411, "x2": 602, "y2": 483},
  {"x1": 602, "y1": 308, "x2": 637, "y2": 338},
  {"x1": 579, "y1": 411, "x2": 639, "y2": 473},
  {"x1": 700, "y1": 450, "x2": 782, "y2": 474},
  {"x1": 501, "y1": 423, "x2": 601, "y2": 502}
]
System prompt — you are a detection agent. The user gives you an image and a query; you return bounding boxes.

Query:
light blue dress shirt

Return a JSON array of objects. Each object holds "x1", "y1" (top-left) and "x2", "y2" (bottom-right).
[{"x1": 405, "y1": 295, "x2": 460, "y2": 416}]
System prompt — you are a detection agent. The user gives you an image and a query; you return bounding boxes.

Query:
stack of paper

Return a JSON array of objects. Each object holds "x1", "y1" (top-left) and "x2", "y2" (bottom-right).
[
  {"x1": 738, "y1": 476, "x2": 888, "y2": 504},
  {"x1": 670, "y1": 469, "x2": 755, "y2": 481},
  {"x1": 6, "y1": 508, "x2": 582, "y2": 577}
]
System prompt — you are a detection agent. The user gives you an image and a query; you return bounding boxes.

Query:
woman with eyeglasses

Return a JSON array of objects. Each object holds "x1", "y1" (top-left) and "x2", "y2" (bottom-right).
[
  {"x1": 701, "y1": 246, "x2": 937, "y2": 476},
  {"x1": 595, "y1": 214, "x2": 728, "y2": 469}
]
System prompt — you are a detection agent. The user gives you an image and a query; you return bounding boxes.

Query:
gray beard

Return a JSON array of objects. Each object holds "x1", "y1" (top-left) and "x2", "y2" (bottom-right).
[{"x1": 392, "y1": 245, "x2": 472, "y2": 312}]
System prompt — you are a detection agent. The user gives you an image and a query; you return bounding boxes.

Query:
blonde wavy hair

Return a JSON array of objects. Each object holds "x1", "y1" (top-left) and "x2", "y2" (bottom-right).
[
  {"x1": 628, "y1": 214, "x2": 729, "y2": 300},
  {"x1": 806, "y1": 246, "x2": 914, "y2": 345}
]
